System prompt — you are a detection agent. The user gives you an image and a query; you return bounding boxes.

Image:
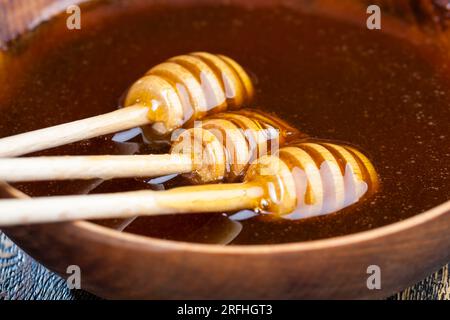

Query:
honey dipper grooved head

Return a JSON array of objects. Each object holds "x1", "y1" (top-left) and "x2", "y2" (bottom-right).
[
  {"x1": 170, "y1": 110, "x2": 303, "y2": 184},
  {"x1": 124, "y1": 52, "x2": 254, "y2": 136},
  {"x1": 244, "y1": 142, "x2": 379, "y2": 217}
]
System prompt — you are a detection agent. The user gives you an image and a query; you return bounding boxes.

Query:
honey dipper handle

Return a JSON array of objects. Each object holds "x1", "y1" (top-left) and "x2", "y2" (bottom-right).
[
  {"x1": 0, "y1": 184, "x2": 263, "y2": 226},
  {"x1": 0, "y1": 105, "x2": 150, "y2": 157},
  {"x1": 0, "y1": 154, "x2": 193, "y2": 182}
]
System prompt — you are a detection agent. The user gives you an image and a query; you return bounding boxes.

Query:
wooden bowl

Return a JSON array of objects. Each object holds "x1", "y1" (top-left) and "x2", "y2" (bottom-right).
[{"x1": 1, "y1": 0, "x2": 450, "y2": 299}]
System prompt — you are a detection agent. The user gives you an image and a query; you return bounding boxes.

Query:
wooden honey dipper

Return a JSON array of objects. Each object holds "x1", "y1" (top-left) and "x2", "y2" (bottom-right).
[
  {"x1": 0, "y1": 52, "x2": 254, "y2": 157},
  {"x1": 0, "y1": 142, "x2": 378, "y2": 226},
  {"x1": 0, "y1": 110, "x2": 302, "y2": 183}
]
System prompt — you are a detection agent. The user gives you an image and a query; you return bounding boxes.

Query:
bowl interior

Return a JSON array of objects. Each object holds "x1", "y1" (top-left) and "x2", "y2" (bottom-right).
[{"x1": 0, "y1": 0, "x2": 449, "y2": 247}]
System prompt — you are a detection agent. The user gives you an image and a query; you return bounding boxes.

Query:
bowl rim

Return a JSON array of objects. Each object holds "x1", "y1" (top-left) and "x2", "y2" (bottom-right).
[{"x1": 67, "y1": 199, "x2": 450, "y2": 254}]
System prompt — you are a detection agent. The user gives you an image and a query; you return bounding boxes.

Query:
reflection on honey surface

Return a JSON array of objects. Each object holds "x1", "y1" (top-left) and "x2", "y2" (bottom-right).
[{"x1": 0, "y1": 1, "x2": 449, "y2": 244}]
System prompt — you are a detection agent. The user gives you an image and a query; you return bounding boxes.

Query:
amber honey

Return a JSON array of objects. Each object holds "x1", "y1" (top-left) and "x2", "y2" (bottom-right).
[{"x1": 0, "y1": 1, "x2": 449, "y2": 244}]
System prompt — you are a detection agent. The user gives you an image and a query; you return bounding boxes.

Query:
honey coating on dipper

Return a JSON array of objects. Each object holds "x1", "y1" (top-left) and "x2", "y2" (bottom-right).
[{"x1": 124, "y1": 52, "x2": 254, "y2": 137}]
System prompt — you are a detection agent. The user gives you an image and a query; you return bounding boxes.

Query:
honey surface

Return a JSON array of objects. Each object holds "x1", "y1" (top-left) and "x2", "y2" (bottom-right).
[{"x1": 0, "y1": 1, "x2": 449, "y2": 244}]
